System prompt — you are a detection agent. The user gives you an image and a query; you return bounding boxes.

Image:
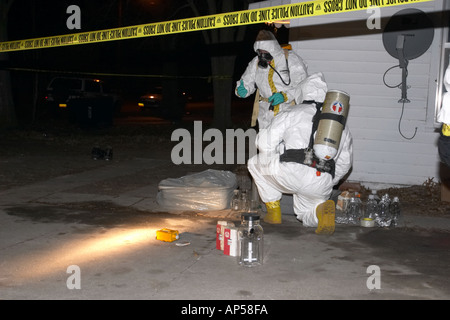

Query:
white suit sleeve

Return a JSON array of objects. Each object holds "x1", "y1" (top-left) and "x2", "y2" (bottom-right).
[
  {"x1": 438, "y1": 93, "x2": 450, "y2": 124},
  {"x1": 332, "y1": 128, "x2": 353, "y2": 185},
  {"x1": 438, "y1": 65, "x2": 450, "y2": 123},
  {"x1": 294, "y1": 72, "x2": 328, "y2": 104},
  {"x1": 256, "y1": 112, "x2": 289, "y2": 155}
]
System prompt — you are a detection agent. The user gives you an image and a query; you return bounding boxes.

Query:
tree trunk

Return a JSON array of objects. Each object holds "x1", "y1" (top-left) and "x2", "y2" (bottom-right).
[
  {"x1": 188, "y1": 0, "x2": 251, "y2": 131},
  {"x1": 211, "y1": 55, "x2": 235, "y2": 131},
  {"x1": 162, "y1": 60, "x2": 182, "y2": 122},
  {"x1": 161, "y1": 35, "x2": 183, "y2": 123},
  {"x1": 0, "y1": 58, "x2": 15, "y2": 128},
  {"x1": 0, "y1": 0, "x2": 17, "y2": 128}
]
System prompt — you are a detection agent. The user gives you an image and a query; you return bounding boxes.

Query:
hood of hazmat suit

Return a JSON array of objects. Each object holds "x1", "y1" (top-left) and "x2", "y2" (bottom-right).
[
  {"x1": 253, "y1": 30, "x2": 286, "y2": 65},
  {"x1": 247, "y1": 75, "x2": 353, "y2": 227},
  {"x1": 236, "y1": 30, "x2": 308, "y2": 129},
  {"x1": 294, "y1": 72, "x2": 328, "y2": 104}
]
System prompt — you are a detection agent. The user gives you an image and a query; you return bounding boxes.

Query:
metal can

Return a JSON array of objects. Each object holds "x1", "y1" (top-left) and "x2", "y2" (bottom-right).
[
  {"x1": 223, "y1": 226, "x2": 239, "y2": 257},
  {"x1": 216, "y1": 221, "x2": 234, "y2": 250}
]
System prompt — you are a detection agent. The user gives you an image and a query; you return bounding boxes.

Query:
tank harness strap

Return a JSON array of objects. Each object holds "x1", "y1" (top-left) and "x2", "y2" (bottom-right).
[
  {"x1": 308, "y1": 101, "x2": 322, "y2": 150},
  {"x1": 279, "y1": 101, "x2": 336, "y2": 178}
]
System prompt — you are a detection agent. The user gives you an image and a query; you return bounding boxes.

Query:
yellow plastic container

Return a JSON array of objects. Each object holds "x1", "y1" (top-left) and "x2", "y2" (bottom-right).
[{"x1": 156, "y1": 228, "x2": 179, "y2": 242}]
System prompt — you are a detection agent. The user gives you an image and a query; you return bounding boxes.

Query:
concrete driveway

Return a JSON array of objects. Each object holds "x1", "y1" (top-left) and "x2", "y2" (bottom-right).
[{"x1": 1, "y1": 157, "x2": 449, "y2": 303}]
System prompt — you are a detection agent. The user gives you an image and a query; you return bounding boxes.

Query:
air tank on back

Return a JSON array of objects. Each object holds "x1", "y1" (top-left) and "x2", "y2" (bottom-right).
[{"x1": 313, "y1": 90, "x2": 350, "y2": 161}]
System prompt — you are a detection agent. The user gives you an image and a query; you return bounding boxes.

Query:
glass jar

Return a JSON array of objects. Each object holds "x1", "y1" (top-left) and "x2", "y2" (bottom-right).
[
  {"x1": 240, "y1": 190, "x2": 249, "y2": 212},
  {"x1": 238, "y1": 213, "x2": 264, "y2": 267},
  {"x1": 230, "y1": 189, "x2": 240, "y2": 211}
]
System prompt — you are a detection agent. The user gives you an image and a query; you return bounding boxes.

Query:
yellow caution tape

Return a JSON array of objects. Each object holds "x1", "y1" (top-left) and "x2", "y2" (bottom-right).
[{"x1": 0, "y1": 0, "x2": 433, "y2": 53}]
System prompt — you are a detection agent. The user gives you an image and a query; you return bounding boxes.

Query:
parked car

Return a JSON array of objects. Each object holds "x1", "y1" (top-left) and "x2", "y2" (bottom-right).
[
  {"x1": 137, "y1": 86, "x2": 187, "y2": 121},
  {"x1": 44, "y1": 77, "x2": 121, "y2": 126},
  {"x1": 138, "y1": 86, "x2": 163, "y2": 110}
]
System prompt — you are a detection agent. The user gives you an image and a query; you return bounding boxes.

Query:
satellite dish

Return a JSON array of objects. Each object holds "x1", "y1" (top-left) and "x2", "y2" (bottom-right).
[
  {"x1": 382, "y1": 9, "x2": 434, "y2": 103},
  {"x1": 383, "y1": 8, "x2": 434, "y2": 61}
]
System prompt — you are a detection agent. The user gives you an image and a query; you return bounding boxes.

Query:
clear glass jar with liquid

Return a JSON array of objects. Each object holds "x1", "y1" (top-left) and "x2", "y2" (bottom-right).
[{"x1": 238, "y1": 213, "x2": 263, "y2": 267}]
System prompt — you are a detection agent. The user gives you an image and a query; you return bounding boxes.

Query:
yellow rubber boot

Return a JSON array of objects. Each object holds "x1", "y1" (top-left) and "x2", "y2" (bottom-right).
[
  {"x1": 315, "y1": 200, "x2": 335, "y2": 235},
  {"x1": 264, "y1": 200, "x2": 282, "y2": 224}
]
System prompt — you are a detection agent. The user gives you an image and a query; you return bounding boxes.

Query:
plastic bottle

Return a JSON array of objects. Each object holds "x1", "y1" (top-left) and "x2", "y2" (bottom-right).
[
  {"x1": 346, "y1": 197, "x2": 362, "y2": 225},
  {"x1": 361, "y1": 194, "x2": 378, "y2": 227},
  {"x1": 377, "y1": 194, "x2": 392, "y2": 227},
  {"x1": 335, "y1": 192, "x2": 349, "y2": 224},
  {"x1": 238, "y1": 213, "x2": 264, "y2": 267},
  {"x1": 335, "y1": 206, "x2": 348, "y2": 224},
  {"x1": 371, "y1": 189, "x2": 380, "y2": 203},
  {"x1": 231, "y1": 189, "x2": 240, "y2": 211},
  {"x1": 356, "y1": 193, "x2": 363, "y2": 206},
  {"x1": 391, "y1": 196, "x2": 401, "y2": 227}
]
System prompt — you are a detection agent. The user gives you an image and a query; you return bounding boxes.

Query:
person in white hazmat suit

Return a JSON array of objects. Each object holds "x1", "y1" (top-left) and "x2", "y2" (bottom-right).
[
  {"x1": 437, "y1": 64, "x2": 450, "y2": 168},
  {"x1": 235, "y1": 30, "x2": 308, "y2": 129},
  {"x1": 247, "y1": 73, "x2": 353, "y2": 234}
]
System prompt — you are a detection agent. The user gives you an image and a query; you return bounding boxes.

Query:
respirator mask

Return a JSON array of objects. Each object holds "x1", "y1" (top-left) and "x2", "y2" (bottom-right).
[{"x1": 257, "y1": 50, "x2": 273, "y2": 68}]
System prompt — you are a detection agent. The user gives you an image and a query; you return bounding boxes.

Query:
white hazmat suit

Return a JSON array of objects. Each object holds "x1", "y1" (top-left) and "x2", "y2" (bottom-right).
[
  {"x1": 235, "y1": 30, "x2": 308, "y2": 129},
  {"x1": 248, "y1": 74, "x2": 353, "y2": 228},
  {"x1": 437, "y1": 64, "x2": 450, "y2": 167}
]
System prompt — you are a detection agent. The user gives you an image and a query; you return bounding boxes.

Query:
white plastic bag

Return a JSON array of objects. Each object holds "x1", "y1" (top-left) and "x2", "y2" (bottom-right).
[{"x1": 157, "y1": 169, "x2": 237, "y2": 211}]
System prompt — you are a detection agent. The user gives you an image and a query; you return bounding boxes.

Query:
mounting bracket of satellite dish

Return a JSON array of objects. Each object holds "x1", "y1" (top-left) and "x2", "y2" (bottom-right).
[{"x1": 382, "y1": 8, "x2": 434, "y2": 103}]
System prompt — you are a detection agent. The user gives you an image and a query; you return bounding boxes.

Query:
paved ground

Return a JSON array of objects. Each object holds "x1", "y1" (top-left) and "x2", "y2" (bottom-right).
[
  {"x1": 1, "y1": 154, "x2": 450, "y2": 303},
  {"x1": 1, "y1": 111, "x2": 450, "y2": 304}
]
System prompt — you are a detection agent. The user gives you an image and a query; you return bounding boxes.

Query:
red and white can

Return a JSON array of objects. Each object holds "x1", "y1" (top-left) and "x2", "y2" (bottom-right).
[
  {"x1": 223, "y1": 226, "x2": 239, "y2": 257},
  {"x1": 216, "y1": 221, "x2": 234, "y2": 251}
]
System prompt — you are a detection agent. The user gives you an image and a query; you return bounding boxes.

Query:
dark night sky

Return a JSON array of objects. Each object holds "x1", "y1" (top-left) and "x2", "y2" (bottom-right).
[
  {"x1": 8, "y1": 0, "x2": 210, "y2": 73},
  {"x1": 5, "y1": 0, "x2": 265, "y2": 121}
]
